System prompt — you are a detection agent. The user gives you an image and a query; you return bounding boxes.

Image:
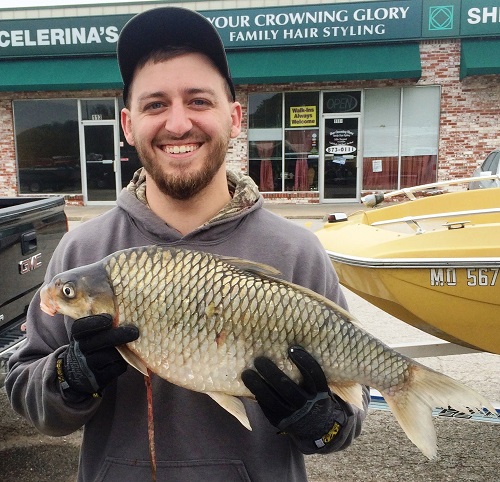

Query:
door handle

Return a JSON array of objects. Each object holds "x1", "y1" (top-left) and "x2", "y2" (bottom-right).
[{"x1": 21, "y1": 231, "x2": 37, "y2": 255}]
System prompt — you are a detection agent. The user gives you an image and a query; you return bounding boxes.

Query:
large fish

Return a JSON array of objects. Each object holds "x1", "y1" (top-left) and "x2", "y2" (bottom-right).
[{"x1": 40, "y1": 245, "x2": 495, "y2": 459}]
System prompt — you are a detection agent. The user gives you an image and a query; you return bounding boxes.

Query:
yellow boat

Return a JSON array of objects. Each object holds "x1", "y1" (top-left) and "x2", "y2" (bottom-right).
[{"x1": 315, "y1": 177, "x2": 500, "y2": 355}]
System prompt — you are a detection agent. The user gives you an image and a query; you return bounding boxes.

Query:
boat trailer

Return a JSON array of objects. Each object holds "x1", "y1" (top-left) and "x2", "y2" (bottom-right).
[{"x1": 367, "y1": 342, "x2": 500, "y2": 423}]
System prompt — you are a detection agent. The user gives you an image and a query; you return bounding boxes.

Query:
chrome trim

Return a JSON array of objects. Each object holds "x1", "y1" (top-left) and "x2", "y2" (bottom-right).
[
  {"x1": 325, "y1": 251, "x2": 500, "y2": 269},
  {"x1": 362, "y1": 176, "x2": 500, "y2": 206},
  {"x1": 370, "y1": 207, "x2": 500, "y2": 227}
]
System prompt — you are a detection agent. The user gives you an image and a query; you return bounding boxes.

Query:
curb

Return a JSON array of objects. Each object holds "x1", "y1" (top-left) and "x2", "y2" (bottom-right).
[{"x1": 65, "y1": 203, "x2": 365, "y2": 222}]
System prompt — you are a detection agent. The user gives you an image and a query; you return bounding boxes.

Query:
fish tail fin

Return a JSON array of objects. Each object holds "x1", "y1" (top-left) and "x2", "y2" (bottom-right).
[{"x1": 382, "y1": 364, "x2": 495, "y2": 460}]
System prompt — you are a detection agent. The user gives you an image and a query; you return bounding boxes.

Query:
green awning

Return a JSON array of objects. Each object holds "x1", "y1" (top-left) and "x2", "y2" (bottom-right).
[
  {"x1": 0, "y1": 56, "x2": 122, "y2": 92},
  {"x1": 0, "y1": 43, "x2": 421, "y2": 93},
  {"x1": 460, "y1": 39, "x2": 500, "y2": 79},
  {"x1": 228, "y1": 43, "x2": 421, "y2": 84}
]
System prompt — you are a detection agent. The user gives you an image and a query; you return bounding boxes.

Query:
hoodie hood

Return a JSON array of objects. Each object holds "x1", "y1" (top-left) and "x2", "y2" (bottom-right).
[{"x1": 117, "y1": 168, "x2": 263, "y2": 243}]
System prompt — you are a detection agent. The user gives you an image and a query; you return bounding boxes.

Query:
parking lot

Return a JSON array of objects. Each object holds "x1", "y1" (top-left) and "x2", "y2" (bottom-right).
[{"x1": 1, "y1": 209, "x2": 498, "y2": 481}]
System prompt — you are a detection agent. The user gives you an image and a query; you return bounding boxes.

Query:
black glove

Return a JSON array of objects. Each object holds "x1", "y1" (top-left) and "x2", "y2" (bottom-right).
[
  {"x1": 56, "y1": 314, "x2": 139, "y2": 400},
  {"x1": 241, "y1": 346, "x2": 353, "y2": 454}
]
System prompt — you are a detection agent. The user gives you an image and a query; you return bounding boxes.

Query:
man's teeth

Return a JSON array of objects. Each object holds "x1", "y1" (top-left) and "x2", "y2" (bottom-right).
[{"x1": 164, "y1": 144, "x2": 198, "y2": 154}]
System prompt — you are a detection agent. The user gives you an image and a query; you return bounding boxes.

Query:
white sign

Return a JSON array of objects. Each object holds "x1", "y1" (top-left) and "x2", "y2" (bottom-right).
[
  {"x1": 372, "y1": 159, "x2": 382, "y2": 172},
  {"x1": 326, "y1": 145, "x2": 357, "y2": 154}
]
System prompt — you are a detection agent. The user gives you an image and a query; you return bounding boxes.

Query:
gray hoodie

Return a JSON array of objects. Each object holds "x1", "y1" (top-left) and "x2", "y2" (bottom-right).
[{"x1": 6, "y1": 171, "x2": 368, "y2": 481}]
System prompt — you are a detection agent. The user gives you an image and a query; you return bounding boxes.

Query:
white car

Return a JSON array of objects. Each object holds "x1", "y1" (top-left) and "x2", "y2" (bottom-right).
[{"x1": 468, "y1": 149, "x2": 500, "y2": 190}]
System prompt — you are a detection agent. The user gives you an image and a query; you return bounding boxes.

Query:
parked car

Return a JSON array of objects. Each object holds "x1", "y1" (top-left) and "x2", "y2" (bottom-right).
[{"x1": 468, "y1": 149, "x2": 500, "y2": 190}]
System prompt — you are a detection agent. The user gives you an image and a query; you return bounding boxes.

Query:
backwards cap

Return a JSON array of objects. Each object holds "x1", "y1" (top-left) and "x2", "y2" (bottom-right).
[{"x1": 117, "y1": 7, "x2": 235, "y2": 104}]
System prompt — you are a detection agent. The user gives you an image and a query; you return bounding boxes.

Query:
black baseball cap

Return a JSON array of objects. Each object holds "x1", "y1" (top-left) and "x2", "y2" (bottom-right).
[{"x1": 117, "y1": 7, "x2": 236, "y2": 104}]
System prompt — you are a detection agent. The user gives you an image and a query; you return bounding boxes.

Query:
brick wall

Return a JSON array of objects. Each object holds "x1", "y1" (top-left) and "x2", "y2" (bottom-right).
[
  {"x1": 1, "y1": 40, "x2": 499, "y2": 200},
  {"x1": 0, "y1": 99, "x2": 16, "y2": 197},
  {"x1": 419, "y1": 40, "x2": 500, "y2": 180}
]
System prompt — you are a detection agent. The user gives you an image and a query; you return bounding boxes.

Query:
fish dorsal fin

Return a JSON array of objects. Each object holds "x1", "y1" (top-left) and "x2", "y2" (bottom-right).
[
  {"x1": 328, "y1": 382, "x2": 365, "y2": 411},
  {"x1": 206, "y1": 392, "x2": 252, "y2": 431},
  {"x1": 219, "y1": 256, "x2": 282, "y2": 278}
]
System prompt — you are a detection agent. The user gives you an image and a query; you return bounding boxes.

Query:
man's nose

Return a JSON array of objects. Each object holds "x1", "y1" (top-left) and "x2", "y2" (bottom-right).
[{"x1": 164, "y1": 103, "x2": 193, "y2": 137}]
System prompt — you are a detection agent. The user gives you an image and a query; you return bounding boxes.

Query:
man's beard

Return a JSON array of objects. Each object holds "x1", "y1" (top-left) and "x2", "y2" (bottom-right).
[{"x1": 135, "y1": 135, "x2": 229, "y2": 201}]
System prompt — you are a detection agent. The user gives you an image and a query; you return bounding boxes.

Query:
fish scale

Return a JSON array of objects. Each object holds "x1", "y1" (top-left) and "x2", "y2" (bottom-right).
[{"x1": 40, "y1": 244, "x2": 496, "y2": 459}]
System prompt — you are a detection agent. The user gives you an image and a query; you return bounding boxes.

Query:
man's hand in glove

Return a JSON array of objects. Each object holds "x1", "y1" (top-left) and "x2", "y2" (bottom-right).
[
  {"x1": 56, "y1": 314, "x2": 139, "y2": 401},
  {"x1": 241, "y1": 346, "x2": 354, "y2": 454}
]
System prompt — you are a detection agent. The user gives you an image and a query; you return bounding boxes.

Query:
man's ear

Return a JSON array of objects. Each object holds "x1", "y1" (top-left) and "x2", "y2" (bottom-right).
[
  {"x1": 230, "y1": 102, "x2": 243, "y2": 139},
  {"x1": 121, "y1": 108, "x2": 135, "y2": 146}
]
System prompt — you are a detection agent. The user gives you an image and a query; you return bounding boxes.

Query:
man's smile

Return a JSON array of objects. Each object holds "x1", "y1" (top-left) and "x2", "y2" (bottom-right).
[{"x1": 161, "y1": 143, "x2": 200, "y2": 154}]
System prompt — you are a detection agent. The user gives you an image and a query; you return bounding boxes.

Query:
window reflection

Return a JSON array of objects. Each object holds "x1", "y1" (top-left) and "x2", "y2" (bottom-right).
[
  {"x1": 249, "y1": 93, "x2": 282, "y2": 128},
  {"x1": 14, "y1": 100, "x2": 81, "y2": 194},
  {"x1": 14, "y1": 98, "x2": 143, "y2": 197},
  {"x1": 249, "y1": 140, "x2": 280, "y2": 192},
  {"x1": 248, "y1": 93, "x2": 283, "y2": 192},
  {"x1": 118, "y1": 97, "x2": 143, "y2": 188},
  {"x1": 285, "y1": 129, "x2": 318, "y2": 191},
  {"x1": 362, "y1": 87, "x2": 439, "y2": 190},
  {"x1": 81, "y1": 99, "x2": 115, "y2": 121}
]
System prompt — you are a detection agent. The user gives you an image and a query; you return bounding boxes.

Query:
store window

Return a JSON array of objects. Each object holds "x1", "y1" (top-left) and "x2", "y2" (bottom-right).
[
  {"x1": 363, "y1": 86, "x2": 440, "y2": 190},
  {"x1": 14, "y1": 98, "x2": 142, "y2": 196},
  {"x1": 117, "y1": 98, "x2": 142, "y2": 188},
  {"x1": 248, "y1": 93, "x2": 282, "y2": 191},
  {"x1": 81, "y1": 99, "x2": 116, "y2": 121},
  {"x1": 248, "y1": 92, "x2": 319, "y2": 192},
  {"x1": 14, "y1": 100, "x2": 81, "y2": 194}
]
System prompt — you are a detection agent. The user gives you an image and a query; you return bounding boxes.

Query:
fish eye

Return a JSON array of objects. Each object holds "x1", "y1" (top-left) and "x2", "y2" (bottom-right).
[{"x1": 62, "y1": 283, "x2": 76, "y2": 299}]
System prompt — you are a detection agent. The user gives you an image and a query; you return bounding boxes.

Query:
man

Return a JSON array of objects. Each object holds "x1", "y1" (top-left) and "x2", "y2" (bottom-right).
[{"x1": 6, "y1": 7, "x2": 368, "y2": 481}]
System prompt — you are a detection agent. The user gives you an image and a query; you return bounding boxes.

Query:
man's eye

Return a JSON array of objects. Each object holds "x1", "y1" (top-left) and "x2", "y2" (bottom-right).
[
  {"x1": 147, "y1": 102, "x2": 164, "y2": 110},
  {"x1": 191, "y1": 99, "x2": 210, "y2": 107}
]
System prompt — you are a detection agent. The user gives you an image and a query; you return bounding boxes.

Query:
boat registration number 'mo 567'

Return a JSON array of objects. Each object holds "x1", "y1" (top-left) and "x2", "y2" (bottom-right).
[{"x1": 430, "y1": 267, "x2": 498, "y2": 287}]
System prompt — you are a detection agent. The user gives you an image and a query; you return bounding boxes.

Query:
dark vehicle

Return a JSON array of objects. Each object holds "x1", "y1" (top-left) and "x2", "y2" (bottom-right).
[
  {"x1": 19, "y1": 164, "x2": 80, "y2": 194},
  {"x1": 469, "y1": 149, "x2": 500, "y2": 190},
  {"x1": 0, "y1": 197, "x2": 67, "y2": 386}
]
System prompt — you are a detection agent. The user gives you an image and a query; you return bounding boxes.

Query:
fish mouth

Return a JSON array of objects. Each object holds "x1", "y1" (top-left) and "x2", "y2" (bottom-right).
[
  {"x1": 39, "y1": 285, "x2": 59, "y2": 317},
  {"x1": 161, "y1": 143, "x2": 200, "y2": 154}
]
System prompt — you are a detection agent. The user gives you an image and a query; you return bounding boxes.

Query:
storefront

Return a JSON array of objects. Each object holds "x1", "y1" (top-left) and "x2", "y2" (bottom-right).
[
  {"x1": 246, "y1": 86, "x2": 440, "y2": 201},
  {"x1": 0, "y1": 0, "x2": 499, "y2": 204}
]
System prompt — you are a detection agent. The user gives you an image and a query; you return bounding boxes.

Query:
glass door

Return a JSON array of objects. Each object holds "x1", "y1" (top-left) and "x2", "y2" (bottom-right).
[
  {"x1": 321, "y1": 116, "x2": 360, "y2": 201},
  {"x1": 82, "y1": 124, "x2": 120, "y2": 203}
]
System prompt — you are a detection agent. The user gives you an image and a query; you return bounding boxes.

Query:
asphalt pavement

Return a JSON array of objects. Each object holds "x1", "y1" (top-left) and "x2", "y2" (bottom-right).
[{"x1": 1, "y1": 201, "x2": 498, "y2": 481}]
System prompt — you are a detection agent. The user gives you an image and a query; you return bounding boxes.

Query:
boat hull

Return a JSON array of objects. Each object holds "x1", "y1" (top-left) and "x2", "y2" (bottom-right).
[
  {"x1": 331, "y1": 260, "x2": 499, "y2": 354},
  {"x1": 316, "y1": 188, "x2": 500, "y2": 354}
]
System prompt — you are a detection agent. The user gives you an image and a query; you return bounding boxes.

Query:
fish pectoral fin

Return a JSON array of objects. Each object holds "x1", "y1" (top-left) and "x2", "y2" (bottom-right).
[
  {"x1": 328, "y1": 382, "x2": 365, "y2": 411},
  {"x1": 116, "y1": 346, "x2": 149, "y2": 377},
  {"x1": 218, "y1": 256, "x2": 282, "y2": 277},
  {"x1": 206, "y1": 392, "x2": 252, "y2": 431}
]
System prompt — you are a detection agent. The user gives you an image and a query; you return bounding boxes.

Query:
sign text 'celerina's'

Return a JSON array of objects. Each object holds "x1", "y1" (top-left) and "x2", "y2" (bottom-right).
[{"x1": 0, "y1": 0, "x2": 499, "y2": 57}]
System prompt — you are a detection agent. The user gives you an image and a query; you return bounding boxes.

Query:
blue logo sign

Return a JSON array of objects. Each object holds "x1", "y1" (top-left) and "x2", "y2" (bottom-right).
[{"x1": 429, "y1": 5, "x2": 454, "y2": 31}]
